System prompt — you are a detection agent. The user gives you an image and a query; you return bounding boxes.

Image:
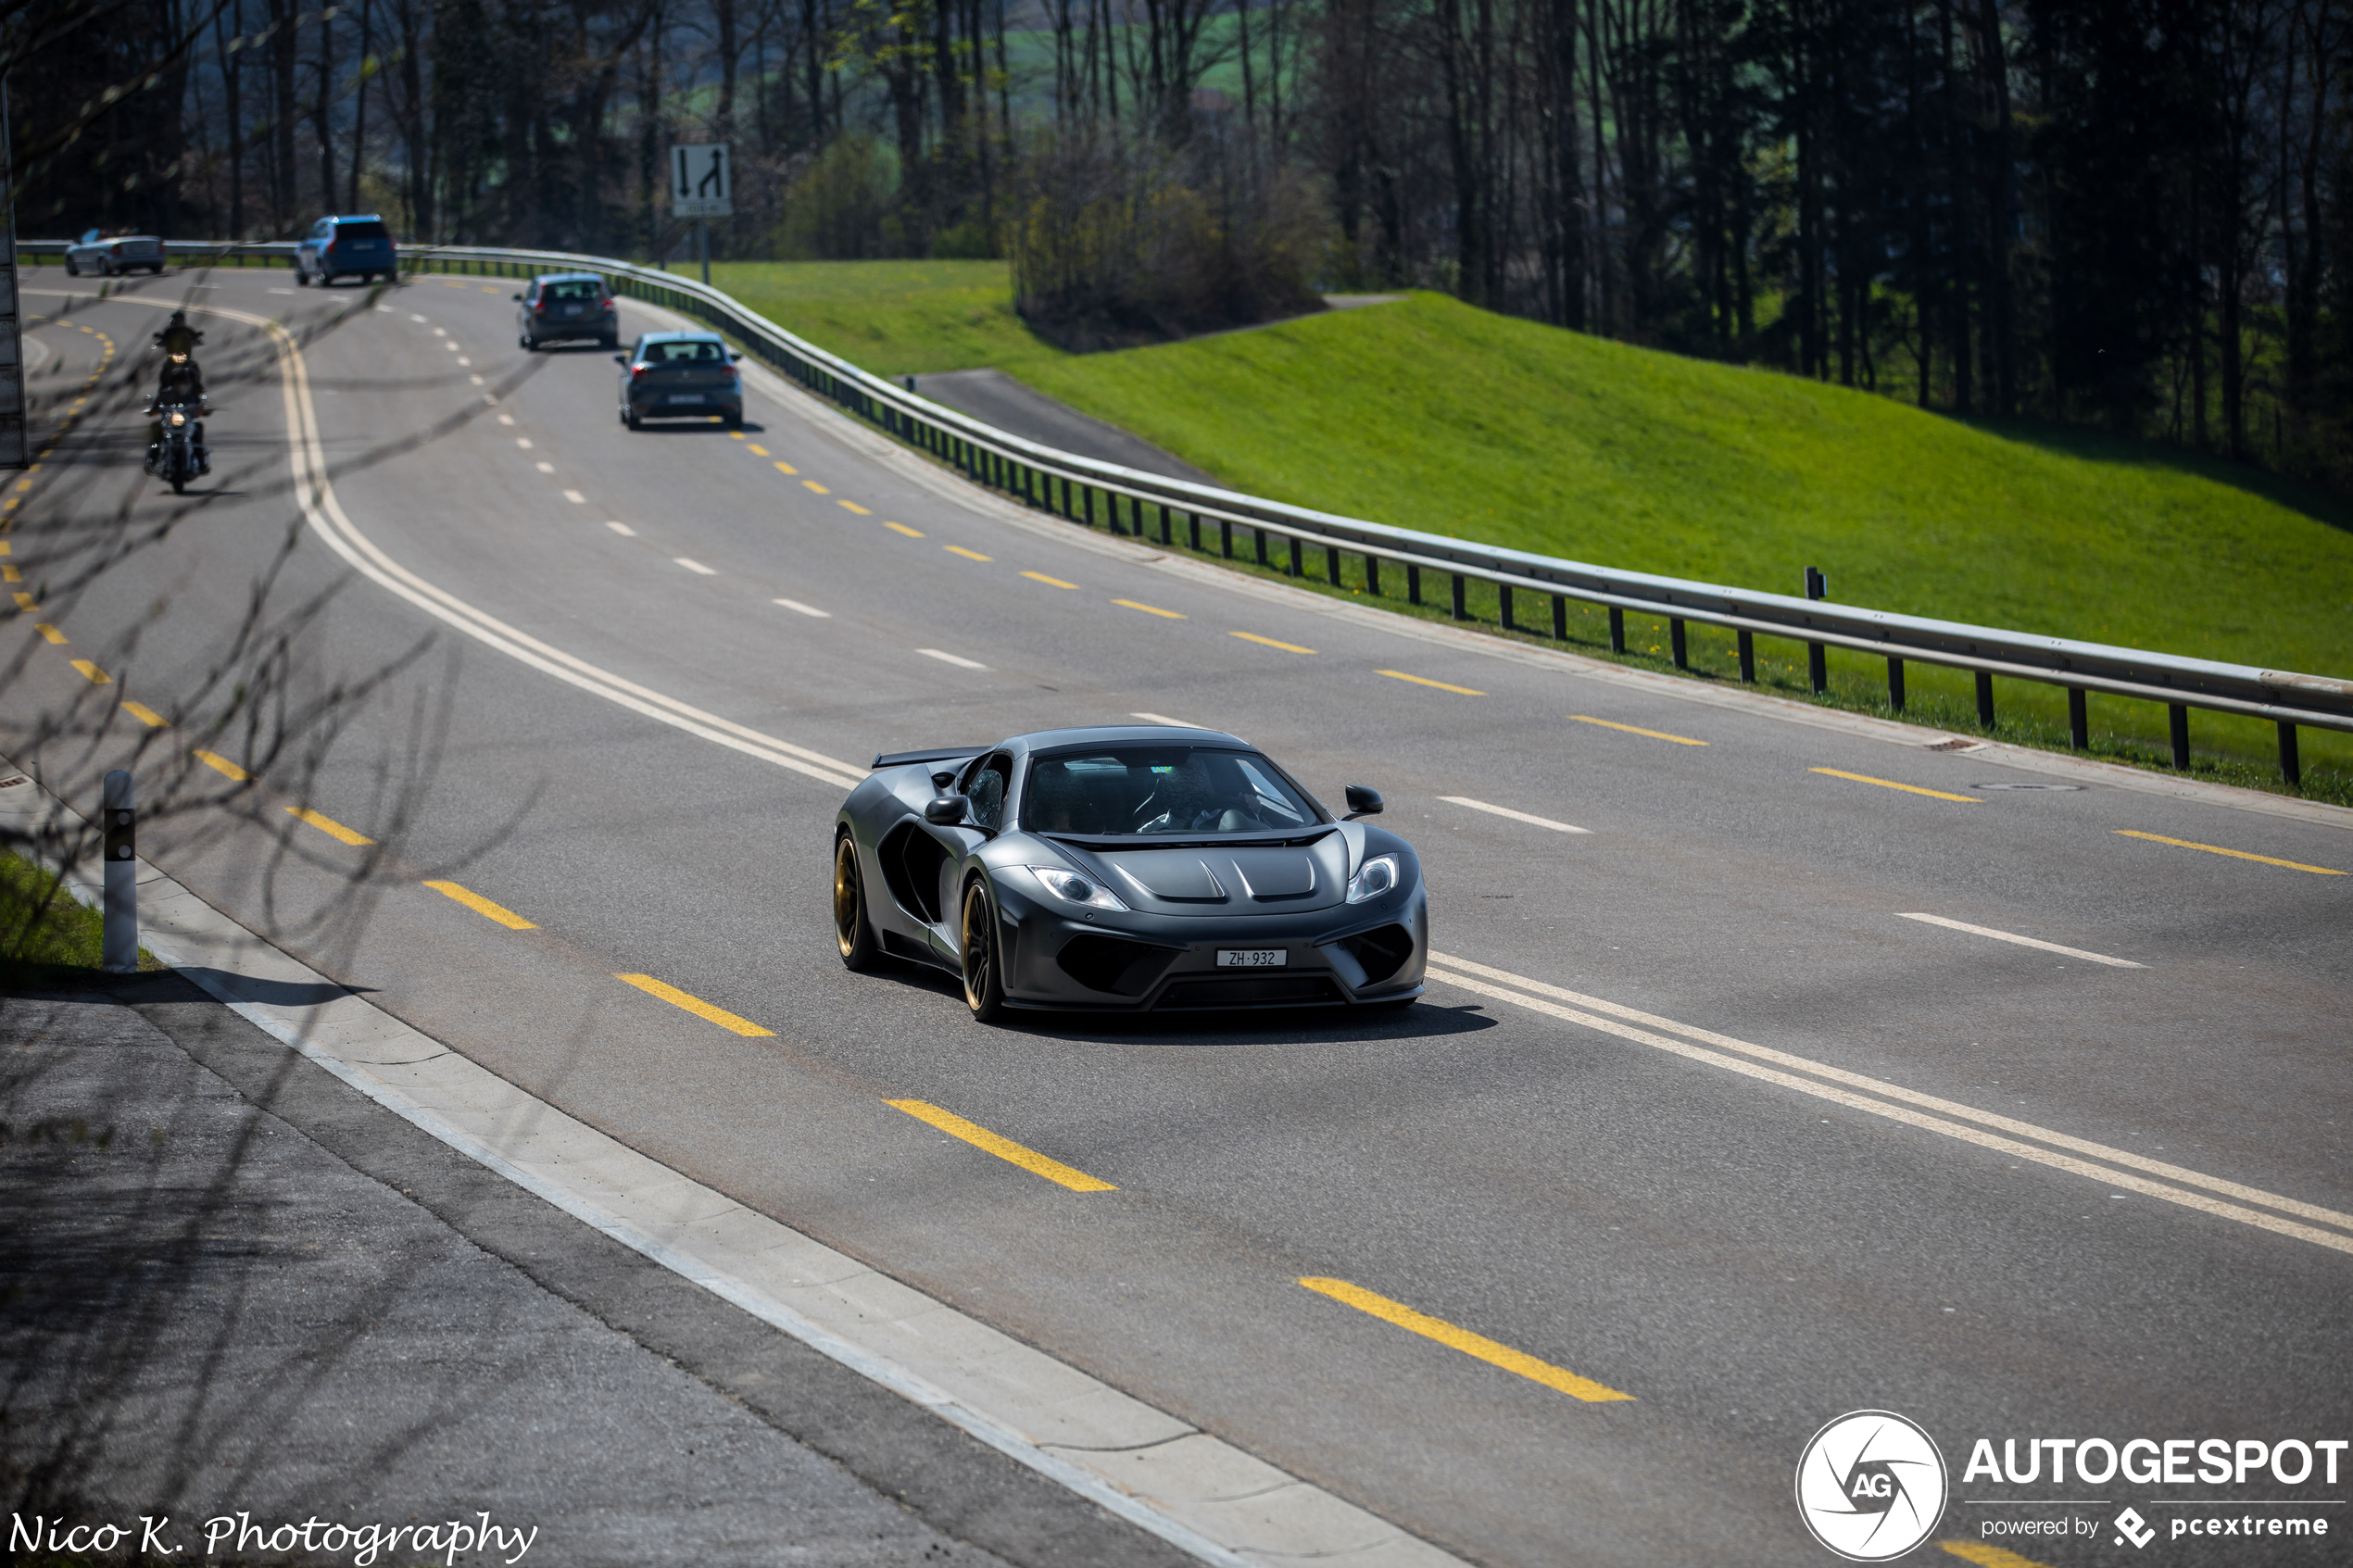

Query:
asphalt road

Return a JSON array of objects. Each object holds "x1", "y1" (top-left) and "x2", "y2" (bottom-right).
[{"x1": 6, "y1": 266, "x2": 2350, "y2": 1567}]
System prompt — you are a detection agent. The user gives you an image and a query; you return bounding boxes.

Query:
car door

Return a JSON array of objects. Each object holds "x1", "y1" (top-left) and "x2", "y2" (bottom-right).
[{"x1": 926, "y1": 752, "x2": 1009, "y2": 956}]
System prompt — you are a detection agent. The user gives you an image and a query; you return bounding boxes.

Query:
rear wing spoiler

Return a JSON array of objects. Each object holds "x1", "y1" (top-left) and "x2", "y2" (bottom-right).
[{"x1": 872, "y1": 746, "x2": 987, "y2": 770}]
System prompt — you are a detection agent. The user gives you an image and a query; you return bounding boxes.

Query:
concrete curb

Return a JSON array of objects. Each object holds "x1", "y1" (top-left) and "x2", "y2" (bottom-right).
[{"x1": 0, "y1": 754, "x2": 1463, "y2": 1568}]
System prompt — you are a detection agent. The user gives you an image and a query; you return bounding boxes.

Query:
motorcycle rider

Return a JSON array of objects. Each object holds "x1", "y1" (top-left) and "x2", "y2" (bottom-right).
[{"x1": 146, "y1": 310, "x2": 210, "y2": 477}]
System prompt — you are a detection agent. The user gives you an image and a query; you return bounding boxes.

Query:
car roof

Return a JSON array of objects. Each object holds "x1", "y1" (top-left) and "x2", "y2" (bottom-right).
[
  {"x1": 1011, "y1": 725, "x2": 1252, "y2": 755},
  {"x1": 637, "y1": 330, "x2": 724, "y2": 342},
  {"x1": 533, "y1": 271, "x2": 606, "y2": 283},
  {"x1": 328, "y1": 213, "x2": 385, "y2": 223}
]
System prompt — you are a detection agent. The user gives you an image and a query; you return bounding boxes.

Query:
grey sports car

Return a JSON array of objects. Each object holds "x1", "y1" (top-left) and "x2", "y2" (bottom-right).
[{"x1": 832, "y1": 725, "x2": 1427, "y2": 1020}]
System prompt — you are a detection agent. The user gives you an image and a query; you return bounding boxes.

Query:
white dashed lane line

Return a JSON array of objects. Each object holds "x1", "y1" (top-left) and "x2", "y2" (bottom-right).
[
  {"x1": 775, "y1": 599, "x2": 831, "y2": 618},
  {"x1": 1440, "y1": 796, "x2": 1592, "y2": 835},
  {"x1": 673, "y1": 558, "x2": 717, "y2": 575},
  {"x1": 606, "y1": 521, "x2": 636, "y2": 536},
  {"x1": 917, "y1": 648, "x2": 988, "y2": 670},
  {"x1": 1895, "y1": 912, "x2": 2144, "y2": 969}
]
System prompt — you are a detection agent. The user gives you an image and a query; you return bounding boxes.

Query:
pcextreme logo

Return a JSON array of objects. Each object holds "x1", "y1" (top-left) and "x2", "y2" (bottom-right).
[{"x1": 1795, "y1": 1411, "x2": 1950, "y2": 1562}]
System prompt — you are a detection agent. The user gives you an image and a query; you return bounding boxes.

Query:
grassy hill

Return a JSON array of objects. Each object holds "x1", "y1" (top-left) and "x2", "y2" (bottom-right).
[{"x1": 709, "y1": 262, "x2": 2353, "y2": 791}]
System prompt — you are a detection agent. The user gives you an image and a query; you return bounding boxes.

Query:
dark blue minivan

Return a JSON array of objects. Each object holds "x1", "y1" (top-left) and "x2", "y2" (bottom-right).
[{"x1": 296, "y1": 215, "x2": 398, "y2": 286}]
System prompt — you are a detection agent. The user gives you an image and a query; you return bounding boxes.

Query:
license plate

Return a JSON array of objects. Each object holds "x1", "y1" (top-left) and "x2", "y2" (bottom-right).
[
  {"x1": 1216, "y1": 949, "x2": 1287, "y2": 968},
  {"x1": 664, "y1": 393, "x2": 706, "y2": 404},
  {"x1": 561, "y1": 305, "x2": 581, "y2": 315}
]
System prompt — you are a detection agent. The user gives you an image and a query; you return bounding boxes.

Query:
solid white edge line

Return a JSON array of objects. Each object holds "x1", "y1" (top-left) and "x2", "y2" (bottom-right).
[
  {"x1": 775, "y1": 599, "x2": 832, "y2": 618},
  {"x1": 1437, "y1": 795, "x2": 1592, "y2": 834},
  {"x1": 1895, "y1": 911, "x2": 2144, "y2": 968},
  {"x1": 917, "y1": 648, "x2": 988, "y2": 670},
  {"x1": 1423, "y1": 952, "x2": 2353, "y2": 1236},
  {"x1": 1420, "y1": 965, "x2": 2353, "y2": 1256}
]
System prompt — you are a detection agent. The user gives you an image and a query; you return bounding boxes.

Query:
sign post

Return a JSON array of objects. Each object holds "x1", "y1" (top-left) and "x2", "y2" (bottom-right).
[
  {"x1": 670, "y1": 144, "x2": 733, "y2": 287},
  {"x1": 0, "y1": 80, "x2": 29, "y2": 471}
]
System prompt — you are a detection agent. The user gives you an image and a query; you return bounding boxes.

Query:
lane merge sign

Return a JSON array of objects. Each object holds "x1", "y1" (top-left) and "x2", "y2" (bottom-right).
[{"x1": 672, "y1": 144, "x2": 733, "y2": 219}]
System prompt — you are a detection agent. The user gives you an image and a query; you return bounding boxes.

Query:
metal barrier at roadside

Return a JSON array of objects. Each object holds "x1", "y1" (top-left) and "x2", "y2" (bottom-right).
[{"x1": 31, "y1": 236, "x2": 2352, "y2": 784}]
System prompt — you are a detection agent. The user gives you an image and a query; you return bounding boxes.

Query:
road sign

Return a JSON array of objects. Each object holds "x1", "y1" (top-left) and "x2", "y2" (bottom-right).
[{"x1": 672, "y1": 144, "x2": 733, "y2": 220}]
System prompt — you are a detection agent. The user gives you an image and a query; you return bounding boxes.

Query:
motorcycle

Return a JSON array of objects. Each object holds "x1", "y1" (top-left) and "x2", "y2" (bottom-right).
[{"x1": 145, "y1": 398, "x2": 208, "y2": 495}]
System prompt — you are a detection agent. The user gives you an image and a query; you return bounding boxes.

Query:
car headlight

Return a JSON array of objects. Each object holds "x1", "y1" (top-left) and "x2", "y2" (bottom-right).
[
  {"x1": 1026, "y1": 865, "x2": 1128, "y2": 911},
  {"x1": 1346, "y1": 853, "x2": 1400, "y2": 903},
  {"x1": 168, "y1": 411, "x2": 186, "y2": 427}
]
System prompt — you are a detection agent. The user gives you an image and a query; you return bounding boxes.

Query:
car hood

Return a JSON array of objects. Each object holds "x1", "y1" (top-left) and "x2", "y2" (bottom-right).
[{"x1": 1057, "y1": 834, "x2": 1353, "y2": 915}]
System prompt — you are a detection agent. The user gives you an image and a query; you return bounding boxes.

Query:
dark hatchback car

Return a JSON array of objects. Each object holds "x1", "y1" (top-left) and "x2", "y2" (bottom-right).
[
  {"x1": 616, "y1": 332, "x2": 743, "y2": 429},
  {"x1": 515, "y1": 272, "x2": 619, "y2": 350},
  {"x1": 295, "y1": 215, "x2": 397, "y2": 284}
]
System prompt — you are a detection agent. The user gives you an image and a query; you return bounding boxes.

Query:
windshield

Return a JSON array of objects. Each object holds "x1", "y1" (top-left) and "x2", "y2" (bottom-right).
[
  {"x1": 644, "y1": 338, "x2": 725, "y2": 363},
  {"x1": 336, "y1": 220, "x2": 391, "y2": 242},
  {"x1": 546, "y1": 279, "x2": 603, "y2": 301},
  {"x1": 1023, "y1": 746, "x2": 1320, "y2": 837}
]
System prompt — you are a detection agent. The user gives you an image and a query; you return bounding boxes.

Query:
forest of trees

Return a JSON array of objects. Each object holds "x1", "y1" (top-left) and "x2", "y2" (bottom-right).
[{"x1": 6, "y1": 0, "x2": 2350, "y2": 482}]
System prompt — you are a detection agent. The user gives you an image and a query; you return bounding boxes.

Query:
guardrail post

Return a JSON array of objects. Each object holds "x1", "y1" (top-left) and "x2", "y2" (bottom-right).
[
  {"x1": 1887, "y1": 657, "x2": 1906, "y2": 711},
  {"x1": 1188, "y1": 511, "x2": 1200, "y2": 550},
  {"x1": 1552, "y1": 595, "x2": 1567, "y2": 639},
  {"x1": 1366, "y1": 556, "x2": 1381, "y2": 596},
  {"x1": 2278, "y1": 722, "x2": 2301, "y2": 786},
  {"x1": 1808, "y1": 644, "x2": 1827, "y2": 693},
  {"x1": 1737, "y1": 630, "x2": 1755, "y2": 682},
  {"x1": 1669, "y1": 619, "x2": 1687, "y2": 669},
  {"x1": 1976, "y1": 671, "x2": 1995, "y2": 728},
  {"x1": 2169, "y1": 704, "x2": 2189, "y2": 768},
  {"x1": 1451, "y1": 575, "x2": 1466, "y2": 621},
  {"x1": 1326, "y1": 544, "x2": 1341, "y2": 585},
  {"x1": 2068, "y1": 688, "x2": 2088, "y2": 748},
  {"x1": 1219, "y1": 518, "x2": 1232, "y2": 558},
  {"x1": 1289, "y1": 535, "x2": 1304, "y2": 577},
  {"x1": 1408, "y1": 565, "x2": 1422, "y2": 607},
  {"x1": 1255, "y1": 529, "x2": 1269, "y2": 567},
  {"x1": 1500, "y1": 586, "x2": 1516, "y2": 632},
  {"x1": 1608, "y1": 606, "x2": 1624, "y2": 653}
]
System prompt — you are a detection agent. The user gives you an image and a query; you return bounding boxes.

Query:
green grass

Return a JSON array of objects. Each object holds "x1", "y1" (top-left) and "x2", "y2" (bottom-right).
[
  {"x1": 1, "y1": 850, "x2": 158, "y2": 984},
  {"x1": 689, "y1": 265, "x2": 2353, "y2": 794},
  {"x1": 705, "y1": 259, "x2": 1050, "y2": 380},
  {"x1": 1013, "y1": 292, "x2": 2353, "y2": 789}
]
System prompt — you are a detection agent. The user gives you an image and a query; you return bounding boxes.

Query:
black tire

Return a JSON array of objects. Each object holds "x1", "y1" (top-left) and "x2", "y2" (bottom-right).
[
  {"x1": 834, "y1": 834, "x2": 883, "y2": 971},
  {"x1": 170, "y1": 475, "x2": 185, "y2": 495},
  {"x1": 519, "y1": 333, "x2": 534, "y2": 351},
  {"x1": 295, "y1": 268, "x2": 309, "y2": 287},
  {"x1": 598, "y1": 334, "x2": 618, "y2": 350},
  {"x1": 723, "y1": 408, "x2": 744, "y2": 431},
  {"x1": 960, "y1": 881, "x2": 1007, "y2": 1022},
  {"x1": 64, "y1": 257, "x2": 78, "y2": 276},
  {"x1": 624, "y1": 407, "x2": 642, "y2": 431}
]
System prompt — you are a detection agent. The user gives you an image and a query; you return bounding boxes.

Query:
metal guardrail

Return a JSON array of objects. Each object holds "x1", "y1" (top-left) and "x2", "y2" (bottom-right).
[{"x1": 31, "y1": 236, "x2": 2352, "y2": 784}]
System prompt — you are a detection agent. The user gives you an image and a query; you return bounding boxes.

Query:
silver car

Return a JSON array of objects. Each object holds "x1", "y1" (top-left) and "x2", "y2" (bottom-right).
[{"x1": 64, "y1": 231, "x2": 166, "y2": 277}]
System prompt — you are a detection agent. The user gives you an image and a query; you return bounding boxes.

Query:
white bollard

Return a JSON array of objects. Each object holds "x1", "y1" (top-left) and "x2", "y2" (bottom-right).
[{"x1": 102, "y1": 769, "x2": 136, "y2": 973}]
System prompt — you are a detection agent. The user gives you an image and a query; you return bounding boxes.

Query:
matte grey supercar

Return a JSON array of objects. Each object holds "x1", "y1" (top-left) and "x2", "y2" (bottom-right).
[{"x1": 831, "y1": 725, "x2": 1428, "y2": 1021}]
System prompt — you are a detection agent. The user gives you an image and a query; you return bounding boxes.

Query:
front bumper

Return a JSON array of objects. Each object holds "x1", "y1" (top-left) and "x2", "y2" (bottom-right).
[{"x1": 995, "y1": 884, "x2": 1428, "y2": 1011}]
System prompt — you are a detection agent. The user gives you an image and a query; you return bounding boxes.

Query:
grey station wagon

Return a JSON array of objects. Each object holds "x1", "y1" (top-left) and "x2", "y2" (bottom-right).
[{"x1": 616, "y1": 332, "x2": 743, "y2": 429}]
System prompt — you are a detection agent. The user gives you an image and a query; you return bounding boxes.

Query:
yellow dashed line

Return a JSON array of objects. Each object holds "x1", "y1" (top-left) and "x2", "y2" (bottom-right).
[
  {"x1": 1231, "y1": 631, "x2": 1315, "y2": 655},
  {"x1": 285, "y1": 805, "x2": 373, "y2": 846},
  {"x1": 838, "y1": 500, "x2": 872, "y2": 515},
  {"x1": 773, "y1": 459, "x2": 798, "y2": 475},
  {"x1": 11, "y1": 593, "x2": 33, "y2": 612},
  {"x1": 1378, "y1": 669, "x2": 1484, "y2": 696},
  {"x1": 193, "y1": 749, "x2": 247, "y2": 782},
  {"x1": 1300, "y1": 1277, "x2": 1632, "y2": 1402},
  {"x1": 69, "y1": 659, "x2": 109, "y2": 684},
  {"x1": 802, "y1": 480, "x2": 829, "y2": 494},
  {"x1": 1024, "y1": 571, "x2": 1080, "y2": 589},
  {"x1": 1569, "y1": 715, "x2": 1707, "y2": 746},
  {"x1": 1809, "y1": 767, "x2": 1982, "y2": 803},
  {"x1": 35, "y1": 622, "x2": 67, "y2": 644},
  {"x1": 424, "y1": 879, "x2": 538, "y2": 928},
  {"x1": 2112, "y1": 830, "x2": 2342, "y2": 876},
  {"x1": 944, "y1": 545, "x2": 992, "y2": 561},
  {"x1": 886, "y1": 521, "x2": 925, "y2": 538},
  {"x1": 747, "y1": 443, "x2": 769, "y2": 456},
  {"x1": 616, "y1": 972, "x2": 775, "y2": 1036},
  {"x1": 1113, "y1": 598, "x2": 1185, "y2": 618},
  {"x1": 887, "y1": 1099, "x2": 1118, "y2": 1192},
  {"x1": 121, "y1": 700, "x2": 167, "y2": 727}
]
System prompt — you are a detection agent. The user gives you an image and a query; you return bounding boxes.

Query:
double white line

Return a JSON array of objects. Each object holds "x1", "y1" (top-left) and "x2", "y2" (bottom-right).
[
  {"x1": 1422, "y1": 952, "x2": 2353, "y2": 1258},
  {"x1": 212, "y1": 296, "x2": 866, "y2": 793}
]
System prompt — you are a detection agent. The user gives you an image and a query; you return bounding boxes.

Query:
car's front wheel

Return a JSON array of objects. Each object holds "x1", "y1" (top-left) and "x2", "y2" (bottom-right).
[
  {"x1": 835, "y1": 834, "x2": 882, "y2": 971},
  {"x1": 960, "y1": 881, "x2": 1006, "y2": 1022},
  {"x1": 63, "y1": 257, "x2": 78, "y2": 276}
]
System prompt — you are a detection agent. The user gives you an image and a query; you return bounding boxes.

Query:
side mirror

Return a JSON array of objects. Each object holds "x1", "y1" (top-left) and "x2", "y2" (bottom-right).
[
  {"x1": 510, "y1": 293, "x2": 522, "y2": 301},
  {"x1": 612, "y1": 354, "x2": 629, "y2": 366},
  {"x1": 730, "y1": 352, "x2": 744, "y2": 363},
  {"x1": 925, "y1": 795, "x2": 970, "y2": 827},
  {"x1": 1343, "y1": 784, "x2": 1384, "y2": 819}
]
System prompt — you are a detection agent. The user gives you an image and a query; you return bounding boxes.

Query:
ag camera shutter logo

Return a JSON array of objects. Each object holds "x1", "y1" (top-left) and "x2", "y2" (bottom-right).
[{"x1": 1795, "y1": 1410, "x2": 1949, "y2": 1561}]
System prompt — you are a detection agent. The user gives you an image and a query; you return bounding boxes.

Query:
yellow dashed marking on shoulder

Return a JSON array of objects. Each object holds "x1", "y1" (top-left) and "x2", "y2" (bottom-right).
[
  {"x1": 839, "y1": 500, "x2": 872, "y2": 515},
  {"x1": 1231, "y1": 631, "x2": 1315, "y2": 655},
  {"x1": 1114, "y1": 598, "x2": 1185, "y2": 618},
  {"x1": 945, "y1": 546, "x2": 992, "y2": 561},
  {"x1": 425, "y1": 880, "x2": 538, "y2": 929},
  {"x1": 285, "y1": 806, "x2": 374, "y2": 846},
  {"x1": 802, "y1": 480, "x2": 830, "y2": 494},
  {"x1": 70, "y1": 659, "x2": 110, "y2": 684},
  {"x1": 193, "y1": 750, "x2": 248, "y2": 782},
  {"x1": 121, "y1": 700, "x2": 167, "y2": 727},
  {"x1": 886, "y1": 521, "x2": 925, "y2": 538}
]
